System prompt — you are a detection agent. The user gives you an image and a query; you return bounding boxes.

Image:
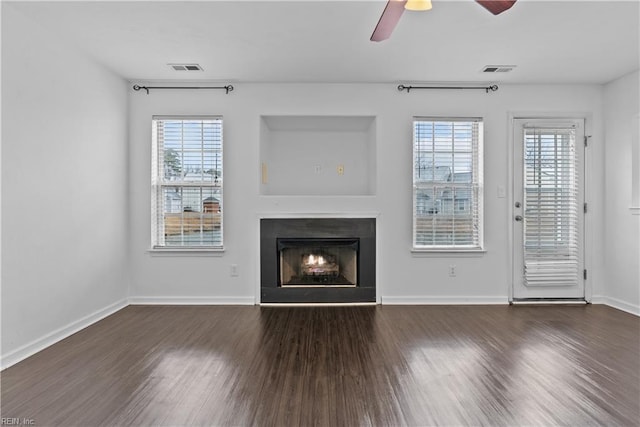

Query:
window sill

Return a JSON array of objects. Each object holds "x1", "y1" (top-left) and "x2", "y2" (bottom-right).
[
  {"x1": 411, "y1": 247, "x2": 486, "y2": 257},
  {"x1": 147, "y1": 247, "x2": 225, "y2": 257}
]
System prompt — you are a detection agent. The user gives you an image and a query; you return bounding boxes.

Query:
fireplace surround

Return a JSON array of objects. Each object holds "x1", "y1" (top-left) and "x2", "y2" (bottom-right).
[{"x1": 260, "y1": 218, "x2": 376, "y2": 303}]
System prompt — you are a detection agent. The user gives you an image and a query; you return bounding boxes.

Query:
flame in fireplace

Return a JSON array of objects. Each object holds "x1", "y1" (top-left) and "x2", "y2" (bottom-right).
[
  {"x1": 302, "y1": 252, "x2": 338, "y2": 277},
  {"x1": 306, "y1": 254, "x2": 325, "y2": 266}
]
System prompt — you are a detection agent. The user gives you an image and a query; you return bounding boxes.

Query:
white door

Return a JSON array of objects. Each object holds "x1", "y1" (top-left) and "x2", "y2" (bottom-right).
[{"x1": 512, "y1": 119, "x2": 585, "y2": 300}]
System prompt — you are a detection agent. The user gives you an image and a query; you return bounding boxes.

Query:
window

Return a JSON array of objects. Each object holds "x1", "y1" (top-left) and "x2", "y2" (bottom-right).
[
  {"x1": 152, "y1": 117, "x2": 223, "y2": 249},
  {"x1": 413, "y1": 118, "x2": 483, "y2": 250}
]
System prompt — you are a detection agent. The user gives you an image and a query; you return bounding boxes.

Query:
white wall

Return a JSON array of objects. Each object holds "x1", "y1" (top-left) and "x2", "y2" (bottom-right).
[
  {"x1": 260, "y1": 116, "x2": 376, "y2": 196},
  {"x1": 1, "y1": 5, "x2": 130, "y2": 367},
  {"x1": 128, "y1": 83, "x2": 604, "y2": 304},
  {"x1": 603, "y1": 70, "x2": 640, "y2": 314}
]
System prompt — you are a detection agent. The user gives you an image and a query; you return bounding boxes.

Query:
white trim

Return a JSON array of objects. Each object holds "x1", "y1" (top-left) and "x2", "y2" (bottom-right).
[
  {"x1": 591, "y1": 295, "x2": 640, "y2": 316},
  {"x1": 375, "y1": 215, "x2": 382, "y2": 304},
  {"x1": 507, "y1": 113, "x2": 516, "y2": 302},
  {"x1": 631, "y1": 113, "x2": 639, "y2": 209},
  {"x1": 152, "y1": 114, "x2": 223, "y2": 121},
  {"x1": 257, "y1": 211, "x2": 380, "y2": 219},
  {"x1": 1, "y1": 298, "x2": 129, "y2": 370},
  {"x1": 258, "y1": 195, "x2": 378, "y2": 200},
  {"x1": 129, "y1": 296, "x2": 255, "y2": 305},
  {"x1": 147, "y1": 248, "x2": 225, "y2": 257},
  {"x1": 511, "y1": 300, "x2": 587, "y2": 305},
  {"x1": 381, "y1": 296, "x2": 508, "y2": 305},
  {"x1": 411, "y1": 248, "x2": 486, "y2": 257}
]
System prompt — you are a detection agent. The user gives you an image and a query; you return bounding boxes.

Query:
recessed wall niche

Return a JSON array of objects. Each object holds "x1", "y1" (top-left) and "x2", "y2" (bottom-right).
[{"x1": 259, "y1": 115, "x2": 376, "y2": 196}]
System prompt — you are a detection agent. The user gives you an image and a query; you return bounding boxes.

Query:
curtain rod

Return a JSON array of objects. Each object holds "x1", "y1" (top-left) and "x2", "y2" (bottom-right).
[
  {"x1": 398, "y1": 84, "x2": 498, "y2": 93},
  {"x1": 132, "y1": 84, "x2": 234, "y2": 94}
]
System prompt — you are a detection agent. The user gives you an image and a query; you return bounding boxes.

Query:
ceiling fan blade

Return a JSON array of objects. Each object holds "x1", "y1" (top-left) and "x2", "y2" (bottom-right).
[
  {"x1": 475, "y1": 0, "x2": 517, "y2": 15},
  {"x1": 371, "y1": 0, "x2": 407, "y2": 42}
]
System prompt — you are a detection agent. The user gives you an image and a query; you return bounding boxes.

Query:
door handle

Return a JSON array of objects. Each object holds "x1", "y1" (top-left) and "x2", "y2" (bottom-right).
[{"x1": 515, "y1": 215, "x2": 523, "y2": 222}]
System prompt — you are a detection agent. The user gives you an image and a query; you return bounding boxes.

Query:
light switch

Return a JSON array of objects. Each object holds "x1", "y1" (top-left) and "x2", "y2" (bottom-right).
[
  {"x1": 497, "y1": 185, "x2": 506, "y2": 198},
  {"x1": 337, "y1": 164, "x2": 344, "y2": 175}
]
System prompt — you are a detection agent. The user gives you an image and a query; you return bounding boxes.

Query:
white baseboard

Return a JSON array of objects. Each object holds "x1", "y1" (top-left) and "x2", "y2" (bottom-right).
[
  {"x1": 1, "y1": 298, "x2": 129, "y2": 370},
  {"x1": 591, "y1": 295, "x2": 640, "y2": 316},
  {"x1": 129, "y1": 296, "x2": 256, "y2": 305},
  {"x1": 381, "y1": 296, "x2": 508, "y2": 305}
]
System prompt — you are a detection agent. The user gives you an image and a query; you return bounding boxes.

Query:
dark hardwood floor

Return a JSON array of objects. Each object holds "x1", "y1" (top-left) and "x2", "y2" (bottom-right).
[{"x1": 2, "y1": 304, "x2": 639, "y2": 426}]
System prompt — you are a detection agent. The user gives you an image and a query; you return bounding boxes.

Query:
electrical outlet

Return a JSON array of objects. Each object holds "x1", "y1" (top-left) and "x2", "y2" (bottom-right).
[
  {"x1": 230, "y1": 264, "x2": 239, "y2": 277},
  {"x1": 314, "y1": 164, "x2": 322, "y2": 174},
  {"x1": 449, "y1": 265, "x2": 456, "y2": 277}
]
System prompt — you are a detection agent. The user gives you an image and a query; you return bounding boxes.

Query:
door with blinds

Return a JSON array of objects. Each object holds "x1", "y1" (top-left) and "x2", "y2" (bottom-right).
[{"x1": 512, "y1": 119, "x2": 585, "y2": 300}]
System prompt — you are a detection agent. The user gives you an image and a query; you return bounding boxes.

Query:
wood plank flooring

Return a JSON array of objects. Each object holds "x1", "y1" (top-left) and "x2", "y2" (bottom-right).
[{"x1": 2, "y1": 304, "x2": 639, "y2": 426}]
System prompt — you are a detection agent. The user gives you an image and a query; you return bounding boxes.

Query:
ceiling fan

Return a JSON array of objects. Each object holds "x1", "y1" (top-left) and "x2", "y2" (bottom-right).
[{"x1": 371, "y1": 0, "x2": 517, "y2": 42}]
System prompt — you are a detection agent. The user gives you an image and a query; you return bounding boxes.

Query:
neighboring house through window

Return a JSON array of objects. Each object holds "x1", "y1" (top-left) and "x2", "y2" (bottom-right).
[
  {"x1": 413, "y1": 118, "x2": 483, "y2": 250},
  {"x1": 152, "y1": 116, "x2": 223, "y2": 249}
]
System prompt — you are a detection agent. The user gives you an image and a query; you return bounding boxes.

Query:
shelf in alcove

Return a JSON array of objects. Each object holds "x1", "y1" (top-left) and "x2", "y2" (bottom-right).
[{"x1": 259, "y1": 115, "x2": 377, "y2": 196}]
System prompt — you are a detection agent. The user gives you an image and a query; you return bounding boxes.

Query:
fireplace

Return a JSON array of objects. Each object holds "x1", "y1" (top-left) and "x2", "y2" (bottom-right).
[{"x1": 261, "y1": 218, "x2": 375, "y2": 303}]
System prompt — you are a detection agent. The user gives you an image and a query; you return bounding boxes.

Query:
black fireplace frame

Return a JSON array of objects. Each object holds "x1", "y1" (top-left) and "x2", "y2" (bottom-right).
[{"x1": 260, "y1": 218, "x2": 376, "y2": 303}]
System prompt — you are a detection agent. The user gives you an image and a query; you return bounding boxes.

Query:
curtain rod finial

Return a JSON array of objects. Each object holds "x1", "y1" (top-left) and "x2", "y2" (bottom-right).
[{"x1": 133, "y1": 84, "x2": 149, "y2": 94}]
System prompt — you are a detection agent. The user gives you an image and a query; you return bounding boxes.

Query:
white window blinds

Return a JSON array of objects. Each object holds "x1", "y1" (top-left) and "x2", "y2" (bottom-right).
[
  {"x1": 523, "y1": 126, "x2": 580, "y2": 286},
  {"x1": 152, "y1": 117, "x2": 223, "y2": 248},
  {"x1": 413, "y1": 118, "x2": 483, "y2": 249}
]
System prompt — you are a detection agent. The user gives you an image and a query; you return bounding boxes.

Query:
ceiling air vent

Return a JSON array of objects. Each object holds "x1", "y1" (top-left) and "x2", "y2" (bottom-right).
[
  {"x1": 482, "y1": 65, "x2": 516, "y2": 73},
  {"x1": 169, "y1": 63, "x2": 204, "y2": 72}
]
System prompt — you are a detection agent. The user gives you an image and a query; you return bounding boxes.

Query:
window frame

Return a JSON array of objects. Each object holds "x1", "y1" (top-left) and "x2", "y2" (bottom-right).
[
  {"x1": 412, "y1": 117, "x2": 484, "y2": 252},
  {"x1": 150, "y1": 115, "x2": 224, "y2": 252}
]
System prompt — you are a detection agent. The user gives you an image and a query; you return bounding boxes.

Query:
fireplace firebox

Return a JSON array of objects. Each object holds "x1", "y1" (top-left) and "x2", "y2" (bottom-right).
[
  {"x1": 261, "y1": 218, "x2": 375, "y2": 303},
  {"x1": 278, "y1": 238, "x2": 359, "y2": 287}
]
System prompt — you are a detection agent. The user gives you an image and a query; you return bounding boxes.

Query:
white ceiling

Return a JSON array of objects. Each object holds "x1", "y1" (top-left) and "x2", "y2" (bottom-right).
[{"x1": 6, "y1": 0, "x2": 640, "y2": 84}]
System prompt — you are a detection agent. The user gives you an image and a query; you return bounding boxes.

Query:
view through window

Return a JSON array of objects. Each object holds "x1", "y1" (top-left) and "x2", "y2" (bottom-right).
[
  {"x1": 413, "y1": 118, "x2": 483, "y2": 249},
  {"x1": 152, "y1": 117, "x2": 223, "y2": 248}
]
